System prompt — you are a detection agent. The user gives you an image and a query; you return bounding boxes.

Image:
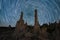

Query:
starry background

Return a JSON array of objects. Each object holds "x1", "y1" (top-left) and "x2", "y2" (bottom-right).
[{"x1": 0, "y1": 0, "x2": 60, "y2": 27}]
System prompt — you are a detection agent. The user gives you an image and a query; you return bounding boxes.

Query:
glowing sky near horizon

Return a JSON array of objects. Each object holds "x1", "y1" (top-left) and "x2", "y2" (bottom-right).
[{"x1": 0, "y1": 0, "x2": 60, "y2": 27}]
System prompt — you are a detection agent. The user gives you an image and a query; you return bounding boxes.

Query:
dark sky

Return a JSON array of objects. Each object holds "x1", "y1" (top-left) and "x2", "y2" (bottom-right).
[{"x1": 0, "y1": 0, "x2": 60, "y2": 27}]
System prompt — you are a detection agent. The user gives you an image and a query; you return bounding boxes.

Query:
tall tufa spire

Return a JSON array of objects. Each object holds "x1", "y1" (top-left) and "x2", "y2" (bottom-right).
[
  {"x1": 15, "y1": 11, "x2": 24, "y2": 34},
  {"x1": 20, "y1": 11, "x2": 23, "y2": 21},
  {"x1": 34, "y1": 9, "x2": 40, "y2": 32},
  {"x1": 35, "y1": 9, "x2": 38, "y2": 25}
]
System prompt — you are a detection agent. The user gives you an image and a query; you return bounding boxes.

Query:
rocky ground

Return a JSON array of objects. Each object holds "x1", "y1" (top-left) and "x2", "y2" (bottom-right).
[{"x1": 0, "y1": 24, "x2": 60, "y2": 40}]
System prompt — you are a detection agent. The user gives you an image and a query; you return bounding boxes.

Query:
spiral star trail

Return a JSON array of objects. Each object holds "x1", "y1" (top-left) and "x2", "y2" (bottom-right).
[{"x1": 0, "y1": 0, "x2": 60, "y2": 27}]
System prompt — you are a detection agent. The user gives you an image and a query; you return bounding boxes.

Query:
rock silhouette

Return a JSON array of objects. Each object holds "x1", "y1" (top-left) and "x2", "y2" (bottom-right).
[{"x1": 0, "y1": 9, "x2": 60, "y2": 40}]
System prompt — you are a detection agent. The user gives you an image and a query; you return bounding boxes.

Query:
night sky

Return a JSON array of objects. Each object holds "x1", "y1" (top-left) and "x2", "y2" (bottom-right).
[{"x1": 0, "y1": 0, "x2": 60, "y2": 27}]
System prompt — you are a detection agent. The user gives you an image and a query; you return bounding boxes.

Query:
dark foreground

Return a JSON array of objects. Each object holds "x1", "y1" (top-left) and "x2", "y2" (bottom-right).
[{"x1": 0, "y1": 22, "x2": 60, "y2": 40}]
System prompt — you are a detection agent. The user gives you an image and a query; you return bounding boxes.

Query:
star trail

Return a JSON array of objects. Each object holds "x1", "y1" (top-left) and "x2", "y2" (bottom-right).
[{"x1": 0, "y1": 0, "x2": 60, "y2": 27}]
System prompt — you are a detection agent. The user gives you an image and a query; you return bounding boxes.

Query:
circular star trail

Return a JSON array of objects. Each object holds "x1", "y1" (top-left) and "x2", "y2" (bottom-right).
[{"x1": 0, "y1": 0, "x2": 60, "y2": 27}]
